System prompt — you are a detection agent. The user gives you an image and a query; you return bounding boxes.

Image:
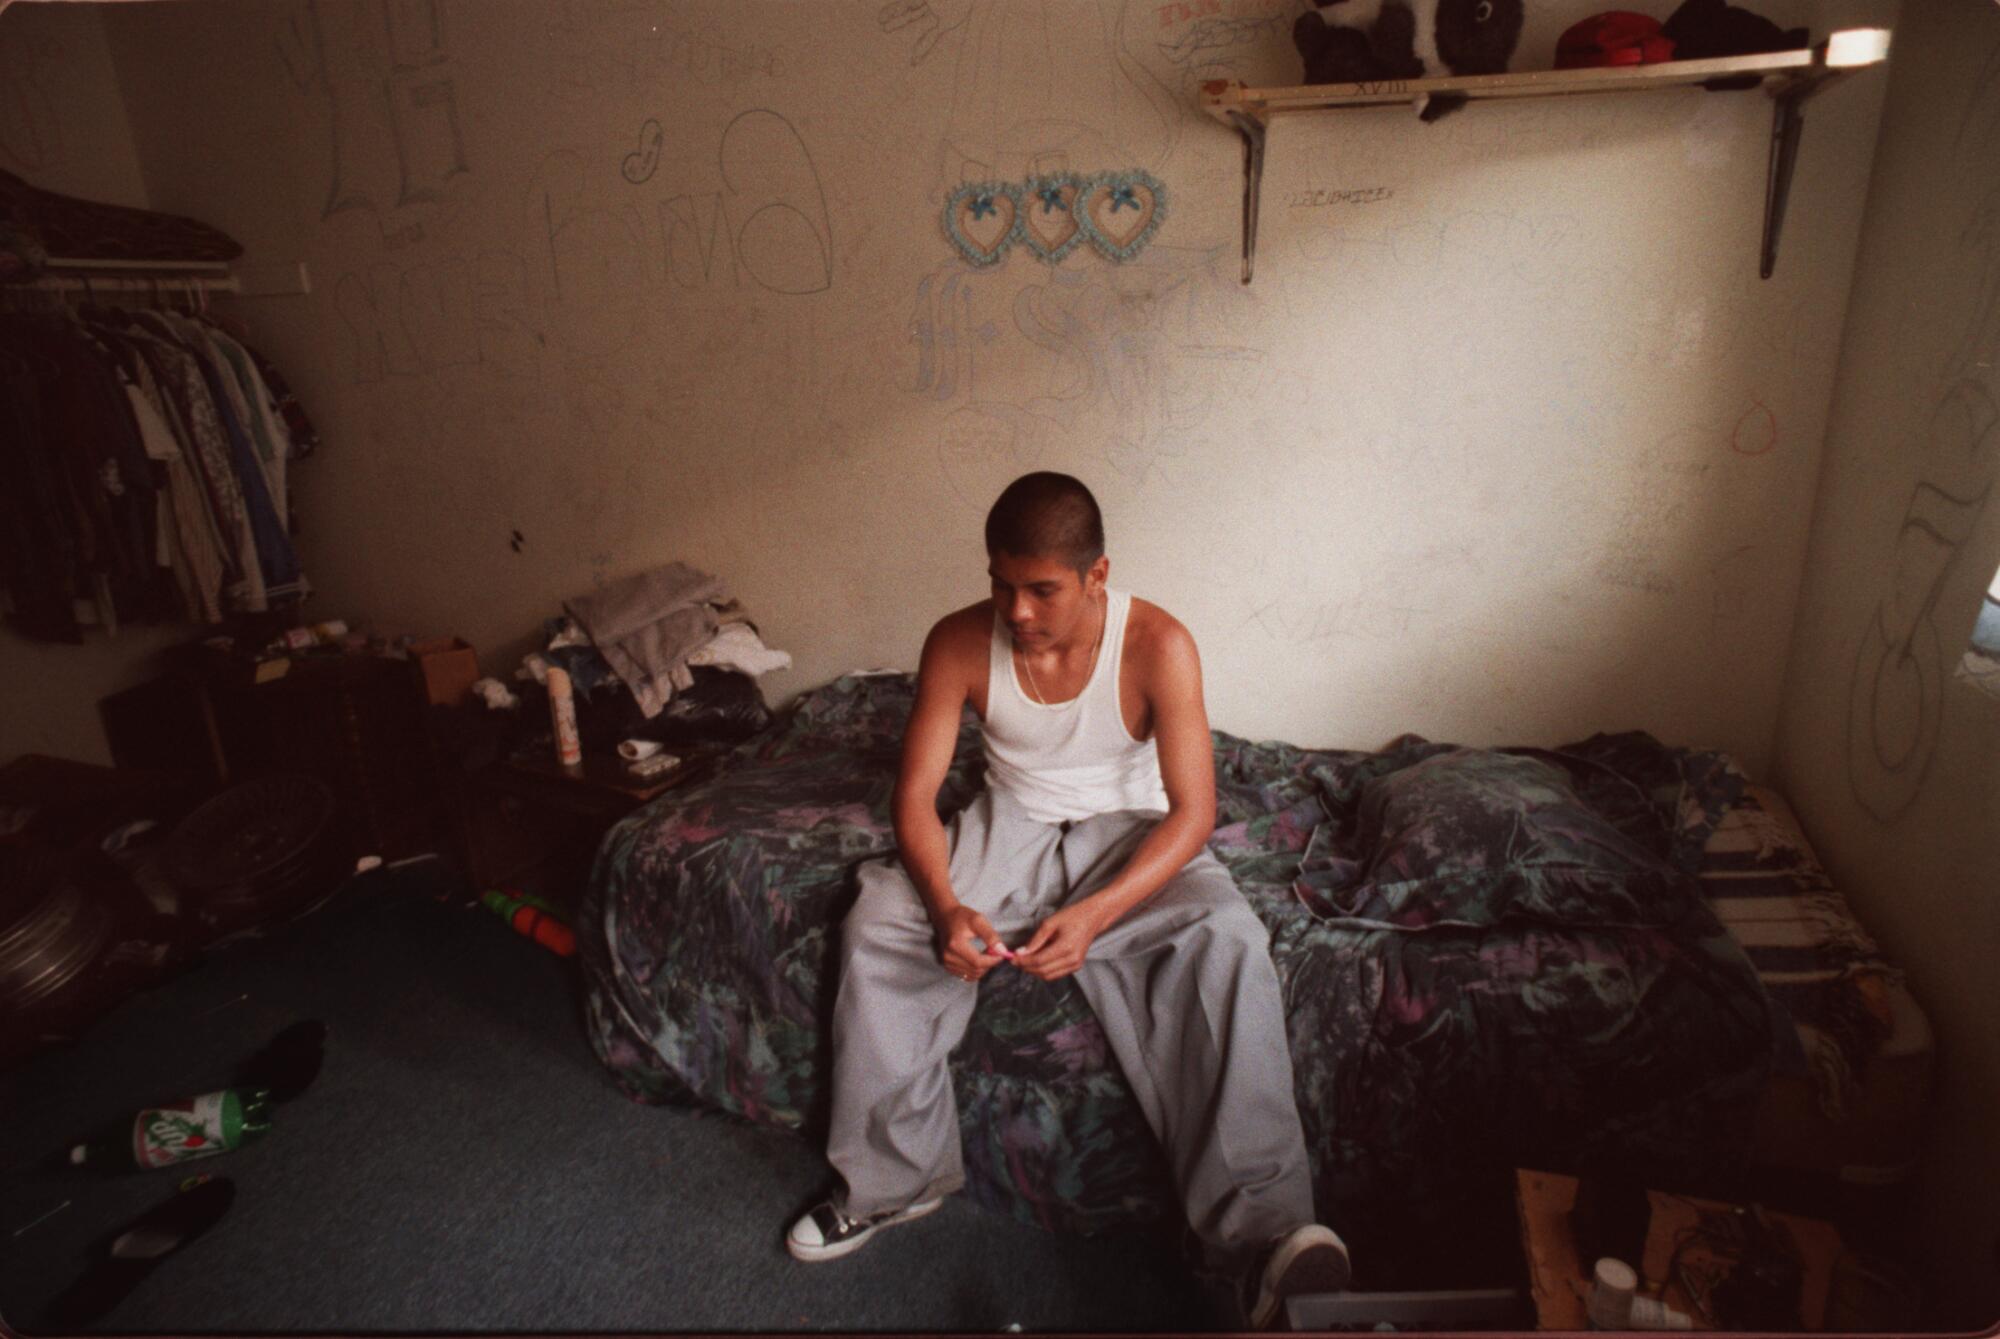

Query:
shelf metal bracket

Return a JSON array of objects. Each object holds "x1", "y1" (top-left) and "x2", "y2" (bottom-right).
[
  {"x1": 1760, "y1": 81, "x2": 1815, "y2": 280},
  {"x1": 1226, "y1": 109, "x2": 1268, "y2": 285},
  {"x1": 1760, "y1": 28, "x2": 1893, "y2": 278}
]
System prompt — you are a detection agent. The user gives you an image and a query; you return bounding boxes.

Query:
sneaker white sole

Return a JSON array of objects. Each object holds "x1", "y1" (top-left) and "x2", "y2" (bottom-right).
[
  {"x1": 1248, "y1": 1224, "x2": 1352, "y2": 1330},
  {"x1": 786, "y1": 1196, "x2": 944, "y2": 1263}
]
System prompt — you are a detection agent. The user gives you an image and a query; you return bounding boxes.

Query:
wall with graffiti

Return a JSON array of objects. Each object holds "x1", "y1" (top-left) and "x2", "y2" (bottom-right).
[
  {"x1": 1772, "y1": 1, "x2": 2000, "y2": 1326},
  {"x1": 2, "y1": 0, "x2": 1888, "y2": 776}
]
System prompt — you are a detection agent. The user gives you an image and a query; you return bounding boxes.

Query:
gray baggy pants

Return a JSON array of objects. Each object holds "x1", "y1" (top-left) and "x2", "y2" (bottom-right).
[{"x1": 826, "y1": 787, "x2": 1316, "y2": 1266}]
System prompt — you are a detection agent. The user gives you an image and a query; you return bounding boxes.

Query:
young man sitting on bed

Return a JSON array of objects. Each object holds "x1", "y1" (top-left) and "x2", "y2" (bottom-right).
[{"x1": 786, "y1": 471, "x2": 1350, "y2": 1328}]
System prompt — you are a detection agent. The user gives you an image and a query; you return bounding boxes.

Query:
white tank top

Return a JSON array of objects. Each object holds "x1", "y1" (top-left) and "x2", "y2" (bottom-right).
[{"x1": 981, "y1": 588, "x2": 1170, "y2": 824}]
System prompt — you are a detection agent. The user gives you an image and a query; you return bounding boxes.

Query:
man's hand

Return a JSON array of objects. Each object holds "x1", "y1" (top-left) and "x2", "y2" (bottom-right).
[
  {"x1": 933, "y1": 905, "x2": 1006, "y2": 983},
  {"x1": 1014, "y1": 900, "x2": 1110, "y2": 982}
]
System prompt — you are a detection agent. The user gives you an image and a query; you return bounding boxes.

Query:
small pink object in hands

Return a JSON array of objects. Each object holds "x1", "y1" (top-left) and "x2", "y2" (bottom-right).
[{"x1": 975, "y1": 938, "x2": 1017, "y2": 961}]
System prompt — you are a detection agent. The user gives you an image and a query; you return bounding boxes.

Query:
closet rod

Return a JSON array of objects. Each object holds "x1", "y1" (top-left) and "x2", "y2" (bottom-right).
[
  {"x1": 25, "y1": 274, "x2": 242, "y2": 294},
  {"x1": 44, "y1": 257, "x2": 232, "y2": 274},
  {"x1": 25, "y1": 260, "x2": 312, "y2": 296}
]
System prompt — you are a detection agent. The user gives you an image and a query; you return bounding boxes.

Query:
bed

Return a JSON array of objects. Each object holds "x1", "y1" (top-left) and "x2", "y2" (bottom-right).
[{"x1": 576, "y1": 672, "x2": 1927, "y2": 1248}]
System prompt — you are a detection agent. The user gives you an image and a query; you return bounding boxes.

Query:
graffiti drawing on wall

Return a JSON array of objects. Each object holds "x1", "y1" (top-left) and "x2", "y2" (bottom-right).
[
  {"x1": 621, "y1": 118, "x2": 664, "y2": 185},
  {"x1": 904, "y1": 245, "x2": 1273, "y2": 508},
  {"x1": 713, "y1": 109, "x2": 832, "y2": 294},
  {"x1": 331, "y1": 102, "x2": 835, "y2": 391},
  {"x1": 875, "y1": 0, "x2": 1201, "y2": 187},
  {"x1": 1590, "y1": 410, "x2": 1781, "y2": 603},
  {"x1": 543, "y1": 1, "x2": 778, "y2": 104},
  {"x1": 276, "y1": 0, "x2": 470, "y2": 248},
  {"x1": 332, "y1": 249, "x2": 542, "y2": 387},
  {"x1": 877, "y1": 0, "x2": 973, "y2": 67},
  {"x1": 1144, "y1": 0, "x2": 1296, "y2": 90},
  {"x1": 1845, "y1": 383, "x2": 1997, "y2": 823},
  {"x1": 873, "y1": 1, "x2": 1289, "y2": 504},
  {"x1": 578, "y1": 108, "x2": 832, "y2": 296},
  {"x1": 877, "y1": 0, "x2": 1291, "y2": 131},
  {"x1": 1845, "y1": 40, "x2": 2000, "y2": 823}
]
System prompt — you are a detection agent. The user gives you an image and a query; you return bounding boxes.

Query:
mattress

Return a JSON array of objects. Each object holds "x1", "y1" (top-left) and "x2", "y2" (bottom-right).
[
  {"x1": 578, "y1": 673, "x2": 1789, "y2": 1242},
  {"x1": 1699, "y1": 785, "x2": 1933, "y2": 1184}
]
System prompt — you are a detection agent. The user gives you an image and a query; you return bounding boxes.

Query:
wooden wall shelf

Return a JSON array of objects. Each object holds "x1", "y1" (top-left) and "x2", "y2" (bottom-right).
[{"x1": 1199, "y1": 28, "x2": 1891, "y2": 284}]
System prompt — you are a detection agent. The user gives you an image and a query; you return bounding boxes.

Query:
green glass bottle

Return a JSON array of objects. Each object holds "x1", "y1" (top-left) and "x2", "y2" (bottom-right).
[{"x1": 68, "y1": 1087, "x2": 273, "y2": 1171}]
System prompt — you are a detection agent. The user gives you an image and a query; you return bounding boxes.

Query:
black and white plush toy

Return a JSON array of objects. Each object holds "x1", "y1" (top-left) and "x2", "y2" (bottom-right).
[
  {"x1": 1292, "y1": 0, "x2": 1426, "y2": 84},
  {"x1": 1293, "y1": 0, "x2": 1526, "y2": 99}
]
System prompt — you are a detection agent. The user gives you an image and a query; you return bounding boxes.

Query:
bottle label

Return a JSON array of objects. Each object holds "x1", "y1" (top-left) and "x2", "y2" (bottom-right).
[
  {"x1": 554, "y1": 699, "x2": 581, "y2": 765},
  {"x1": 132, "y1": 1091, "x2": 232, "y2": 1168}
]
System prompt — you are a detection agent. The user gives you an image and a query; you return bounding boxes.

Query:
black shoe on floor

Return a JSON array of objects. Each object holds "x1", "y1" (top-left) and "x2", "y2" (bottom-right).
[
  {"x1": 785, "y1": 1195, "x2": 944, "y2": 1263},
  {"x1": 41, "y1": 1175, "x2": 237, "y2": 1331}
]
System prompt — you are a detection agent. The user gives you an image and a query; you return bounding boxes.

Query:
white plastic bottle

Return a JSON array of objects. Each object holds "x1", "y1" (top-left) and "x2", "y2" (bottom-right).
[
  {"x1": 1629, "y1": 1296, "x2": 1694, "y2": 1330},
  {"x1": 1588, "y1": 1258, "x2": 1693, "y2": 1330},
  {"x1": 1588, "y1": 1258, "x2": 1638, "y2": 1329}
]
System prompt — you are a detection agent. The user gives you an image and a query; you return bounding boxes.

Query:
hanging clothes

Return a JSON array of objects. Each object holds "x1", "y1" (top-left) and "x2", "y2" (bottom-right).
[
  {"x1": 0, "y1": 299, "x2": 316, "y2": 641},
  {"x1": 104, "y1": 313, "x2": 264, "y2": 611},
  {"x1": 133, "y1": 311, "x2": 302, "y2": 602},
  {"x1": 119, "y1": 364, "x2": 226, "y2": 623}
]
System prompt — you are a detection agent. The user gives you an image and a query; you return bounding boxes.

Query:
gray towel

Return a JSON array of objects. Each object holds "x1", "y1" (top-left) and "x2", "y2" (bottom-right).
[{"x1": 565, "y1": 563, "x2": 727, "y2": 718}]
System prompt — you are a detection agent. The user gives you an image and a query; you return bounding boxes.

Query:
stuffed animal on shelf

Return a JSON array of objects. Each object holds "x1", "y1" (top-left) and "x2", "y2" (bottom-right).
[
  {"x1": 1293, "y1": 0, "x2": 1525, "y2": 84},
  {"x1": 1427, "y1": 0, "x2": 1527, "y2": 77},
  {"x1": 1292, "y1": 0, "x2": 1426, "y2": 85}
]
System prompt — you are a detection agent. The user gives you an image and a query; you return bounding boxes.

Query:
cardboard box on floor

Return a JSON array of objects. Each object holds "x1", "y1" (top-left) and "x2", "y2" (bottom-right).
[{"x1": 410, "y1": 637, "x2": 478, "y2": 707}]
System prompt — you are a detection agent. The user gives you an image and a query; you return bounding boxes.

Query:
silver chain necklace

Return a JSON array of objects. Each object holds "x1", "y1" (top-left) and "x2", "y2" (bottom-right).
[{"x1": 1022, "y1": 593, "x2": 1106, "y2": 706}]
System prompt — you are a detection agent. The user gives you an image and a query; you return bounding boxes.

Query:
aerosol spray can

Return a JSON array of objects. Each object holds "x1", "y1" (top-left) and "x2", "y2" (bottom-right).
[{"x1": 547, "y1": 666, "x2": 582, "y2": 767}]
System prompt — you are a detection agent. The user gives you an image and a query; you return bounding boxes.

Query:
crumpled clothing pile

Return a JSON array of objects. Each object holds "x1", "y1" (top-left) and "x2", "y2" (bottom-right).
[{"x1": 518, "y1": 562, "x2": 791, "y2": 718}]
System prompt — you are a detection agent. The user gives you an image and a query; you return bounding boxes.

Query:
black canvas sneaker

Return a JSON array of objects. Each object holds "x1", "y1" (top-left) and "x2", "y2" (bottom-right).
[
  {"x1": 1243, "y1": 1223, "x2": 1352, "y2": 1330},
  {"x1": 786, "y1": 1195, "x2": 945, "y2": 1263}
]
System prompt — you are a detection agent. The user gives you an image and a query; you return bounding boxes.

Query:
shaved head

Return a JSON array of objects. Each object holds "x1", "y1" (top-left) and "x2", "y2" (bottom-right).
[{"x1": 984, "y1": 473, "x2": 1104, "y2": 576}]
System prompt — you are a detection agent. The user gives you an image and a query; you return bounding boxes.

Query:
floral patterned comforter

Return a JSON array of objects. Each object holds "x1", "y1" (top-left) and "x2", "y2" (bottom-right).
[{"x1": 578, "y1": 674, "x2": 1775, "y2": 1241}]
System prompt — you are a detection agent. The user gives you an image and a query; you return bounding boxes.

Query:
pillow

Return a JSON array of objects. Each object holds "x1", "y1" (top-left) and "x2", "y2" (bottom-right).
[
  {"x1": 1293, "y1": 747, "x2": 1698, "y2": 930},
  {"x1": 1533, "y1": 733, "x2": 1745, "y2": 872}
]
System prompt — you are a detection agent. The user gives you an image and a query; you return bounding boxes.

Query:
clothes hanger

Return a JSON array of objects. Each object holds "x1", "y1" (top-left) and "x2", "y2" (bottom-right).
[
  {"x1": 72, "y1": 272, "x2": 123, "y2": 325},
  {"x1": 55, "y1": 279, "x2": 87, "y2": 326}
]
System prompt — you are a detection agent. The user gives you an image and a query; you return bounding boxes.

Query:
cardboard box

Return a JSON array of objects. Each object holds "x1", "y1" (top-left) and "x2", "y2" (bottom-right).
[{"x1": 410, "y1": 636, "x2": 479, "y2": 707}]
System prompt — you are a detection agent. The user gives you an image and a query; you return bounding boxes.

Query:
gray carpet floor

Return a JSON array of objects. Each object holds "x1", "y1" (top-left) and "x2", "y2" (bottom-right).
[{"x1": 0, "y1": 884, "x2": 1221, "y2": 1334}]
